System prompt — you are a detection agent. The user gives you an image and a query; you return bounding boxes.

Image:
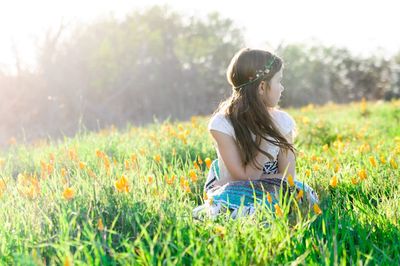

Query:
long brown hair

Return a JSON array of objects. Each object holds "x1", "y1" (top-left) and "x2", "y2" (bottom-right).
[{"x1": 213, "y1": 48, "x2": 296, "y2": 170}]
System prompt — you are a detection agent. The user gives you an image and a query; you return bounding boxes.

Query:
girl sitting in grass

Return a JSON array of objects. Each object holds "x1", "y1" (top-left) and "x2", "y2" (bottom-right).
[{"x1": 193, "y1": 48, "x2": 318, "y2": 220}]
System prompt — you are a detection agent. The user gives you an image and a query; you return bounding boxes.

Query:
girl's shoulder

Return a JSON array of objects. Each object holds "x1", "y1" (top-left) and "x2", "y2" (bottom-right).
[
  {"x1": 269, "y1": 108, "x2": 296, "y2": 136},
  {"x1": 207, "y1": 111, "x2": 235, "y2": 137}
]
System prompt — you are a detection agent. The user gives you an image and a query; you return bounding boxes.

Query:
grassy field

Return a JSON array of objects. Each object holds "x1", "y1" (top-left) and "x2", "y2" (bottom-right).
[{"x1": 0, "y1": 99, "x2": 399, "y2": 265}]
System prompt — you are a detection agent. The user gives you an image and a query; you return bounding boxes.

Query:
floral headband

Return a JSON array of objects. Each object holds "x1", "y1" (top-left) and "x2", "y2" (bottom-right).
[{"x1": 233, "y1": 56, "x2": 276, "y2": 90}]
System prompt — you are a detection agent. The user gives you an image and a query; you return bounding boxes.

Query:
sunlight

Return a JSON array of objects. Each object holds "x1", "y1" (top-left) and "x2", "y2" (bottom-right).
[{"x1": 1, "y1": 0, "x2": 399, "y2": 74}]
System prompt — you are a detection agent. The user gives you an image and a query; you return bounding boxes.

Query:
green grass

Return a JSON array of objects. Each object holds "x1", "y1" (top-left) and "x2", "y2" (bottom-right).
[{"x1": 0, "y1": 100, "x2": 399, "y2": 265}]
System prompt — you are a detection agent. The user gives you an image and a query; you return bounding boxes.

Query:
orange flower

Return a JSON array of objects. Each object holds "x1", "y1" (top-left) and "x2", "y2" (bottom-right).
[
  {"x1": 189, "y1": 170, "x2": 197, "y2": 182},
  {"x1": 197, "y1": 156, "x2": 203, "y2": 165},
  {"x1": 79, "y1": 162, "x2": 86, "y2": 170},
  {"x1": 63, "y1": 187, "x2": 75, "y2": 200},
  {"x1": 313, "y1": 203, "x2": 322, "y2": 215},
  {"x1": 103, "y1": 156, "x2": 111, "y2": 169},
  {"x1": 369, "y1": 156, "x2": 377, "y2": 168},
  {"x1": 64, "y1": 256, "x2": 72, "y2": 266},
  {"x1": 380, "y1": 155, "x2": 386, "y2": 164},
  {"x1": 165, "y1": 175, "x2": 176, "y2": 185},
  {"x1": 214, "y1": 225, "x2": 226, "y2": 238},
  {"x1": 358, "y1": 169, "x2": 367, "y2": 180},
  {"x1": 351, "y1": 177, "x2": 358, "y2": 185},
  {"x1": 203, "y1": 191, "x2": 208, "y2": 201},
  {"x1": 193, "y1": 161, "x2": 200, "y2": 170},
  {"x1": 322, "y1": 144, "x2": 328, "y2": 152},
  {"x1": 267, "y1": 192, "x2": 273, "y2": 204},
  {"x1": 330, "y1": 175, "x2": 338, "y2": 188},
  {"x1": 148, "y1": 176, "x2": 154, "y2": 184},
  {"x1": 180, "y1": 177, "x2": 191, "y2": 192},
  {"x1": 287, "y1": 174, "x2": 295, "y2": 187},
  {"x1": 205, "y1": 158, "x2": 212, "y2": 169},
  {"x1": 154, "y1": 154, "x2": 161, "y2": 163},
  {"x1": 305, "y1": 169, "x2": 311, "y2": 177},
  {"x1": 390, "y1": 158, "x2": 398, "y2": 169},
  {"x1": 296, "y1": 189, "x2": 304, "y2": 201},
  {"x1": 115, "y1": 175, "x2": 129, "y2": 192},
  {"x1": 96, "y1": 150, "x2": 105, "y2": 159},
  {"x1": 97, "y1": 218, "x2": 104, "y2": 231},
  {"x1": 274, "y1": 204, "x2": 283, "y2": 217}
]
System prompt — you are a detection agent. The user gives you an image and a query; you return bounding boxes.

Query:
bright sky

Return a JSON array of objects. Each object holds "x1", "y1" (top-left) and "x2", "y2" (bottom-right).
[{"x1": 1, "y1": 0, "x2": 399, "y2": 74}]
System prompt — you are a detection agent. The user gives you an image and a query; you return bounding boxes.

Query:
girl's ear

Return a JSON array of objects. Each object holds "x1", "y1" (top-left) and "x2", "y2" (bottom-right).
[{"x1": 258, "y1": 81, "x2": 266, "y2": 95}]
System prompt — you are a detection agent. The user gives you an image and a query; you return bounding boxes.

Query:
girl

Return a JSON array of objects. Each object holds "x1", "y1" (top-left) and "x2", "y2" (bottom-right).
[{"x1": 193, "y1": 48, "x2": 318, "y2": 220}]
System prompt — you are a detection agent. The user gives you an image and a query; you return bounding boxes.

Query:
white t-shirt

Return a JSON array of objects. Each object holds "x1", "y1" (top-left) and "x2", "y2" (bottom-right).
[{"x1": 207, "y1": 108, "x2": 296, "y2": 182}]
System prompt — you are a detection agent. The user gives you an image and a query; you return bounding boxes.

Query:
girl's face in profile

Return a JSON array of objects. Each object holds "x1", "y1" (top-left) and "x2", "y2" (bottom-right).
[{"x1": 260, "y1": 68, "x2": 284, "y2": 108}]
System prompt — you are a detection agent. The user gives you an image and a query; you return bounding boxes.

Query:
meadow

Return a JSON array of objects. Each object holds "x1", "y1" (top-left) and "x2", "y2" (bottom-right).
[{"x1": 0, "y1": 99, "x2": 399, "y2": 265}]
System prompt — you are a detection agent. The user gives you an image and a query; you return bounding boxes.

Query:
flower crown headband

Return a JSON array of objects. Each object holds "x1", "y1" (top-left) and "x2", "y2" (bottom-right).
[{"x1": 233, "y1": 55, "x2": 276, "y2": 90}]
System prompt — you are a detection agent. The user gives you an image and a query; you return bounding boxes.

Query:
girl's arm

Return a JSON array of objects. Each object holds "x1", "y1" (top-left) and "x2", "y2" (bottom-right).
[
  {"x1": 260, "y1": 131, "x2": 296, "y2": 181},
  {"x1": 210, "y1": 130, "x2": 273, "y2": 181}
]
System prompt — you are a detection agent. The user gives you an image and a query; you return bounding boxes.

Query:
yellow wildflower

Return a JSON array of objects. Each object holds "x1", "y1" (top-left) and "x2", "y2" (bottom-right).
[
  {"x1": 358, "y1": 169, "x2": 367, "y2": 180},
  {"x1": 115, "y1": 175, "x2": 129, "y2": 192},
  {"x1": 296, "y1": 190, "x2": 304, "y2": 201},
  {"x1": 369, "y1": 156, "x2": 377, "y2": 168},
  {"x1": 274, "y1": 204, "x2": 283, "y2": 217},
  {"x1": 390, "y1": 158, "x2": 398, "y2": 169},
  {"x1": 189, "y1": 170, "x2": 197, "y2": 182},
  {"x1": 97, "y1": 218, "x2": 104, "y2": 231},
  {"x1": 205, "y1": 158, "x2": 212, "y2": 169},
  {"x1": 203, "y1": 191, "x2": 208, "y2": 201},
  {"x1": 305, "y1": 169, "x2": 311, "y2": 177},
  {"x1": 63, "y1": 187, "x2": 75, "y2": 201},
  {"x1": 287, "y1": 174, "x2": 295, "y2": 187},
  {"x1": 79, "y1": 162, "x2": 86, "y2": 170},
  {"x1": 154, "y1": 154, "x2": 161, "y2": 163},
  {"x1": 64, "y1": 256, "x2": 72, "y2": 266},
  {"x1": 214, "y1": 225, "x2": 226, "y2": 238},
  {"x1": 96, "y1": 150, "x2": 105, "y2": 159},
  {"x1": 165, "y1": 175, "x2": 176, "y2": 185},
  {"x1": 313, "y1": 203, "x2": 322, "y2": 215},
  {"x1": 351, "y1": 177, "x2": 358, "y2": 185},
  {"x1": 267, "y1": 192, "x2": 273, "y2": 204},
  {"x1": 322, "y1": 144, "x2": 329, "y2": 152},
  {"x1": 330, "y1": 175, "x2": 338, "y2": 188}
]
